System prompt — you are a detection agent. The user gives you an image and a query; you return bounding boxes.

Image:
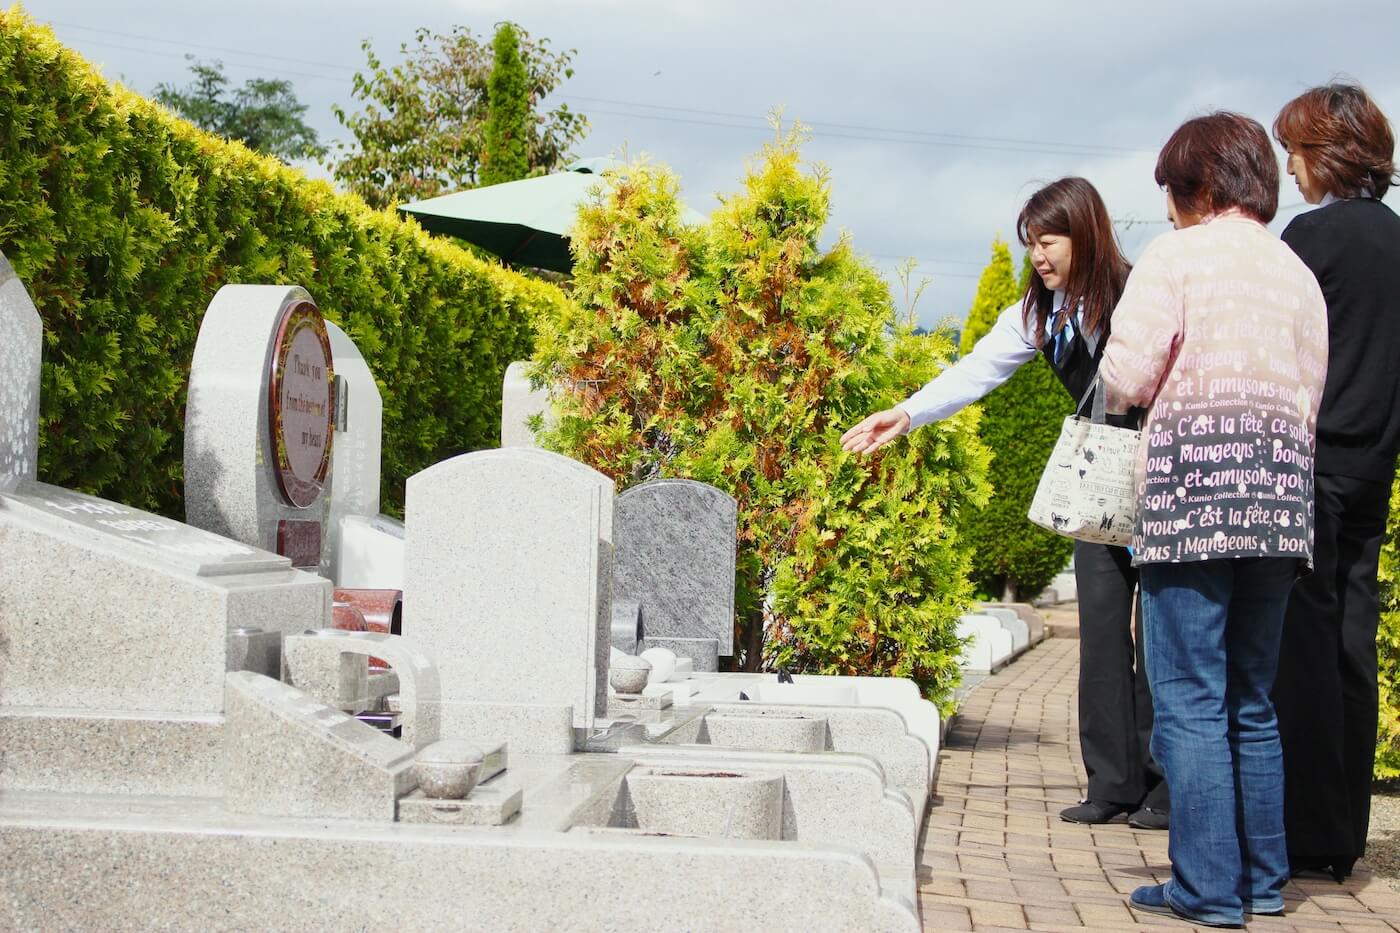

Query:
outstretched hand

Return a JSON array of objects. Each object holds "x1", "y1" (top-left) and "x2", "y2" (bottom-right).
[{"x1": 840, "y1": 408, "x2": 911, "y2": 455}]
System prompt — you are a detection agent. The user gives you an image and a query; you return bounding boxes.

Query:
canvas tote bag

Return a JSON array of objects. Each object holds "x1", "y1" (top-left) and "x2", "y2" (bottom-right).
[{"x1": 1027, "y1": 373, "x2": 1140, "y2": 546}]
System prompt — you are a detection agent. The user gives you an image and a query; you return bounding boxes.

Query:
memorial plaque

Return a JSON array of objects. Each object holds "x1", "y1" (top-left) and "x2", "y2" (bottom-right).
[
  {"x1": 0, "y1": 480, "x2": 290, "y2": 577},
  {"x1": 276, "y1": 519, "x2": 323, "y2": 570},
  {"x1": 268, "y1": 300, "x2": 334, "y2": 508}
]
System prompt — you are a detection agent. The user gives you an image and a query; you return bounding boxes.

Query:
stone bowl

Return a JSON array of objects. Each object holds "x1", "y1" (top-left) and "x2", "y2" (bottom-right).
[
  {"x1": 414, "y1": 739, "x2": 485, "y2": 799},
  {"x1": 609, "y1": 655, "x2": 652, "y2": 695}
]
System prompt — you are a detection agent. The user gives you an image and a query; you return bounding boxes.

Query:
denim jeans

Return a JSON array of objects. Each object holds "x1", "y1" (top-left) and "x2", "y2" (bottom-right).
[{"x1": 1139, "y1": 557, "x2": 1295, "y2": 925}]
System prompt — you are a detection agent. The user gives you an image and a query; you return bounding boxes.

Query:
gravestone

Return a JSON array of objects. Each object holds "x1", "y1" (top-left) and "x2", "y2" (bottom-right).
[
  {"x1": 500, "y1": 360, "x2": 552, "y2": 448},
  {"x1": 614, "y1": 479, "x2": 737, "y2": 661},
  {"x1": 403, "y1": 447, "x2": 613, "y2": 752},
  {"x1": 185, "y1": 285, "x2": 336, "y2": 573},
  {"x1": 0, "y1": 250, "x2": 41, "y2": 487},
  {"x1": 323, "y1": 320, "x2": 383, "y2": 583}
]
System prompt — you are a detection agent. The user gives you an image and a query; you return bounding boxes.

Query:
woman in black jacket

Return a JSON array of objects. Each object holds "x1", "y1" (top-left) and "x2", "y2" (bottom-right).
[{"x1": 1272, "y1": 81, "x2": 1400, "y2": 882}]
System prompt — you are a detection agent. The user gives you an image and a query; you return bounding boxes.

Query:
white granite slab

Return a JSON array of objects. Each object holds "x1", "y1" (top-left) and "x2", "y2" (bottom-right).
[{"x1": 404, "y1": 448, "x2": 613, "y2": 739}]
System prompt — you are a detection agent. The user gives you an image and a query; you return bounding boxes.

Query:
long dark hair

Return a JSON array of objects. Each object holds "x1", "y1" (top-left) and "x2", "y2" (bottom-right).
[{"x1": 1016, "y1": 177, "x2": 1131, "y2": 345}]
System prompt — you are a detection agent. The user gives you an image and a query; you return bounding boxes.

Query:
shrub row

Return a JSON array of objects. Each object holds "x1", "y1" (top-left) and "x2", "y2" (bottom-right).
[{"x1": 0, "y1": 10, "x2": 570, "y2": 516}]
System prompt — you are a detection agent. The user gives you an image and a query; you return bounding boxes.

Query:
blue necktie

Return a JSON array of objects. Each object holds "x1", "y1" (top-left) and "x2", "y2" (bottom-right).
[{"x1": 1052, "y1": 314, "x2": 1076, "y2": 365}]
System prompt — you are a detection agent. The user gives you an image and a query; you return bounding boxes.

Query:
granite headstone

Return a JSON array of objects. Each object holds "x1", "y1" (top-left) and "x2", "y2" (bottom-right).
[
  {"x1": 0, "y1": 251, "x2": 41, "y2": 487},
  {"x1": 185, "y1": 284, "x2": 336, "y2": 573},
  {"x1": 403, "y1": 447, "x2": 613, "y2": 751},
  {"x1": 323, "y1": 320, "x2": 382, "y2": 583},
  {"x1": 614, "y1": 478, "x2": 737, "y2": 657},
  {"x1": 500, "y1": 360, "x2": 553, "y2": 448}
]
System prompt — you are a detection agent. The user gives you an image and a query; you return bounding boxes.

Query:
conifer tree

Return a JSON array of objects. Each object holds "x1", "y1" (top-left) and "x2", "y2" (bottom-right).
[
  {"x1": 481, "y1": 23, "x2": 531, "y2": 186},
  {"x1": 960, "y1": 240, "x2": 1074, "y2": 600},
  {"x1": 529, "y1": 132, "x2": 991, "y2": 704}
]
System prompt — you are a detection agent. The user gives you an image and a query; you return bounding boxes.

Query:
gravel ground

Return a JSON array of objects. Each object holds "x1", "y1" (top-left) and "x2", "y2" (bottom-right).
[{"x1": 1370, "y1": 783, "x2": 1400, "y2": 890}]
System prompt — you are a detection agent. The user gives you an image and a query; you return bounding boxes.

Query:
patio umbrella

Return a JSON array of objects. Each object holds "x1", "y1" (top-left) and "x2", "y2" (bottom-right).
[{"x1": 398, "y1": 158, "x2": 706, "y2": 273}]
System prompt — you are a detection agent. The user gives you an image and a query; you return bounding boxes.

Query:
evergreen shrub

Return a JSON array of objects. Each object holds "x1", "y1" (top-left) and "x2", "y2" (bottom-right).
[
  {"x1": 959, "y1": 241, "x2": 1074, "y2": 601},
  {"x1": 0, "y1": 10, "x2": 568, "y2": 515},
  {"x1": 529, "y1": 132, "x2": 991, "y2": 706},
  {"x1": 1377, "y1": 476, "x2": 1400, "y2": 778}
]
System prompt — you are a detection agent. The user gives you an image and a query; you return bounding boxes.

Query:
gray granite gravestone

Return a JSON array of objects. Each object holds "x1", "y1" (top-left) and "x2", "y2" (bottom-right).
[
  {"x1": 0, "y1": 251, "x2": 41, "y2": 487},
  {"x1": 403, "y1": 447, "x2": 613, "y2": 752},
  {"x1": 185, "y1": 284, "x2": 336, "y2": 574},
  {"x1": 323, "y1": 320, "x2": 383, "y2": 583},
  {"x1": 614, "y1": 479, "x2": 737, "y2": 659}
]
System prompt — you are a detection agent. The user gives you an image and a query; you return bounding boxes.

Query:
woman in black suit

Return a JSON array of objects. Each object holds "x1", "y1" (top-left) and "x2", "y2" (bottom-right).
[{"x1": 1272, "y1": 82, "x2": 1400, "y2": 881}]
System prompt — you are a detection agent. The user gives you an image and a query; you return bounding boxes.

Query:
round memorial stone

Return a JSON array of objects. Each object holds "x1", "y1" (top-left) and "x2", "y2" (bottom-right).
[{"x1": 267, "y1": 300, "x2": 334, "y2": 508}]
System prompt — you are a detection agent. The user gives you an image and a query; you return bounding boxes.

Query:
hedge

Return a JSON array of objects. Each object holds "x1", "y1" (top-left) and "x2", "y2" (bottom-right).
[
  {"x1": 0, "y1": 8, "x2": 570, "y2": 516},
  {"x1": 1378, "y1": 476, "x2": 1400, "y2": 778},
  {"x1": 530, "y1": 135, "x2": 991, "y2": 706}
]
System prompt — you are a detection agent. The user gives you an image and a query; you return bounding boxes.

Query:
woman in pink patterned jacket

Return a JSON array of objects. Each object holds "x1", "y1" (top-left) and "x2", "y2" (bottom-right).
[{"x1": 1099, "y1": 112, "x2": 1328, "y2": 928}]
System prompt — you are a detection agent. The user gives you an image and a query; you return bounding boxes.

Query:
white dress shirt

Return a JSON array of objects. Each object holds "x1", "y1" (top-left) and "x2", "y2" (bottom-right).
[{"x1": 896, "y1": 291, "x2": 1094, "y2": 431}]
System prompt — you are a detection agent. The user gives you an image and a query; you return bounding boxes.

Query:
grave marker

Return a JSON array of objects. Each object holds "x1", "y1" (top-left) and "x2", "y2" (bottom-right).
[{"x1": 185, "y1": 285, "x2": 335, "y2": 573}]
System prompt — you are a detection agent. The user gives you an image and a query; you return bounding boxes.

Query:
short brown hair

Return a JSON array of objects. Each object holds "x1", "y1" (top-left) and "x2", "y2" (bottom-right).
[
  {"x1": 1274, "y1": 82, "x2": 1397, "y2": 200},
  {"x1": 1155, "y1": 112, "x2": 1279, "y2": 223}
]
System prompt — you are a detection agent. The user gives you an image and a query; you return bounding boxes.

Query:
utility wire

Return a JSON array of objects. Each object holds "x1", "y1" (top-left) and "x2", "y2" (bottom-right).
[{"x1": 44, "y1": 19, "x2": 1156, "y2": 159}]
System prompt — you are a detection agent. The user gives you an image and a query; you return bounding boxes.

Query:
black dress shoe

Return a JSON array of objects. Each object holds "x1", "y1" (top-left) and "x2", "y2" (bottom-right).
[
  {"x1": 1289, "y1": 855, "x2": 1354, "y2": 883},
  {"x1": 1128, "y1": 806, "x2": 1169, "y2": 830},
  {"x1": 1059, "y1": 799, "x2": 1132, "y2": 823}
]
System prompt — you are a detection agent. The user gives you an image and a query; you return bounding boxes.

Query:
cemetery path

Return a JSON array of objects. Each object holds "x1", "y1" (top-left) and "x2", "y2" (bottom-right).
[{"x1": 917, "y1": 636, "x2": 1400, "y2": 932}]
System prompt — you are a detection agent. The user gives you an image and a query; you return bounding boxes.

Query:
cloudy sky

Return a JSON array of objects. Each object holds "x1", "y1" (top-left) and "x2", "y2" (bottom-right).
[{"x1": 26, "y1": 0, "x2": 1400, "y2": 329}]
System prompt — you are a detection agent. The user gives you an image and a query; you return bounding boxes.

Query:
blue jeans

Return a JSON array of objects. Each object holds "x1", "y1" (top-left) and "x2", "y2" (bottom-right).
[{"x1": 1139, "y1": 558, "x2": 1295, "y2": 925}]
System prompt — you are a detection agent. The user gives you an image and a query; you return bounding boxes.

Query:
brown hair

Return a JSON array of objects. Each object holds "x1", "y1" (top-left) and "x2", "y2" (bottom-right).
[
  {"x1": 1274, "y1": 82, "x2": 1398, "y2": 200},
  {"x1": 1016, "y1": 177, "x2": 1131, "y2": 345},
  {"x1": 1155, "y1": 112, "x2": 1279, "y2": 223}
]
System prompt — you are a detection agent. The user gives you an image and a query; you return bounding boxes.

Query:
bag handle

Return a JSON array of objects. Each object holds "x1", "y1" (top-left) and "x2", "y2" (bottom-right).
[{"x1": 1073, "y1": 370, "x2": 1107, "y2": 424}]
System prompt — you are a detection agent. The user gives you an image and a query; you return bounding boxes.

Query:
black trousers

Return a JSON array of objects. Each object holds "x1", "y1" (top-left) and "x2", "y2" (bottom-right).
[
  {"x1": 1074, "y1": 540, "x2": 1167, "y2": 807},
  {"x1": 1274, "y1": 471, "x2": 1391, "y2": 865}
]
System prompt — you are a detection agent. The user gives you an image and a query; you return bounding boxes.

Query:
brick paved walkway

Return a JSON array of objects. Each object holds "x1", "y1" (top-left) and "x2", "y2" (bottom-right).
[{"x1": 918, "y1": 637, "x2": 1400, "y2": 932}]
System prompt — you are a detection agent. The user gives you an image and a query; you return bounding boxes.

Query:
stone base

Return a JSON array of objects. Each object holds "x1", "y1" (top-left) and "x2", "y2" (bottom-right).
[
  {"x1": 0, "y1": 788, "x2": 917, "y2": 932},
  {"x1": 0, "y1": 709, "x2": 222, "y2": 796},
  {"x1": 641, "y1": 636, "x2": 720, "y2": 672},
  {"x1": 608, "y1": 692, "x2": 673, "y2": 714},
  {"x1": 396, "y1": 778, "x2": 522, "y2": 826}
]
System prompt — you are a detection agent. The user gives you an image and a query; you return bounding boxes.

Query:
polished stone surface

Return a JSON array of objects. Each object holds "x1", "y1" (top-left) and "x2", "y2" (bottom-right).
[
  {"x1": 222, "y1": 672, "x2": 416, "y2": 821},
  {"x1": 0, "y1": 482, "x2": 330, "y2": 715},
  {"x1": 0, "y1": 250, "x2": 41, "y2": 485},
  {"x1": 0, "y1": 786, "x2": 917, "y2": 931},
  {"x1": 404, "y1": 448, "x2": 613, "y2": 740},
  {"x1": 643, "y1": 635, "x2": 720, "y2": 672},
  {"x1": 621, "y1": 744, "x2": 917, "y2": 869},
  {"x1": 610, "y1": 598, "x2": 643, "y2": 653},
  {"x1": 184, "y1": 284, "x2": 331, "y2": 564},
  {"x1": 0, "y1": 710, "x2": 222, "y2": 796},
  {"x1": 614, "y1": 479, "x2": 736, "y2": 655},
  {"x1": 337, "y1": 513, "x2": 404, "y2": 589},
  {"x1": 324, "y1": 320, "x2": 383, "y2": 583},
  {"x1": 624, "y1": 768, "x2": 784, "y2": 840},
  {"x1": 282, "y1": 632, "x2": 371, "y2": 713},
  {"x1": 396, "y1": 778, "x2": 521, "y2": 825},
  {"x1": 668, "y1": 710, "x2": 828, "y2": 753},
  {"x1": 500, "y1": 360, "x2": 553, "y2": 448}
]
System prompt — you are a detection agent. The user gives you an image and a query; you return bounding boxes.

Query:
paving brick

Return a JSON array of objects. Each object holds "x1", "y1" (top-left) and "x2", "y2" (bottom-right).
[{"x1": 918, "y1": 638, "x2": 1399, "y2": 932}]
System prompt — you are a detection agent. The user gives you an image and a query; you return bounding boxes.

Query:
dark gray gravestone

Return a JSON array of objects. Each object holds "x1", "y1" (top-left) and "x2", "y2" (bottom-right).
[
  {"x1": 0, "y1": 251, "x2": 41, "y2": 487},
  {"x1": 613, "y1": 479, "x2": 736, "y2": 657}
]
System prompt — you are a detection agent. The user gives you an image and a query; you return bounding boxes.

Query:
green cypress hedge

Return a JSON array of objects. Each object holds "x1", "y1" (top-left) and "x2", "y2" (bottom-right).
[{"x1": 0, "y1": 9, "x2": 569, "y2": 516}]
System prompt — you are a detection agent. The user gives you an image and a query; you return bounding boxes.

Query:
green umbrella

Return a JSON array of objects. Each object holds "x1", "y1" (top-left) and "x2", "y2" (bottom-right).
[{"x1": 398, "y1": 158, "x2": 705, "y2": 273}]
